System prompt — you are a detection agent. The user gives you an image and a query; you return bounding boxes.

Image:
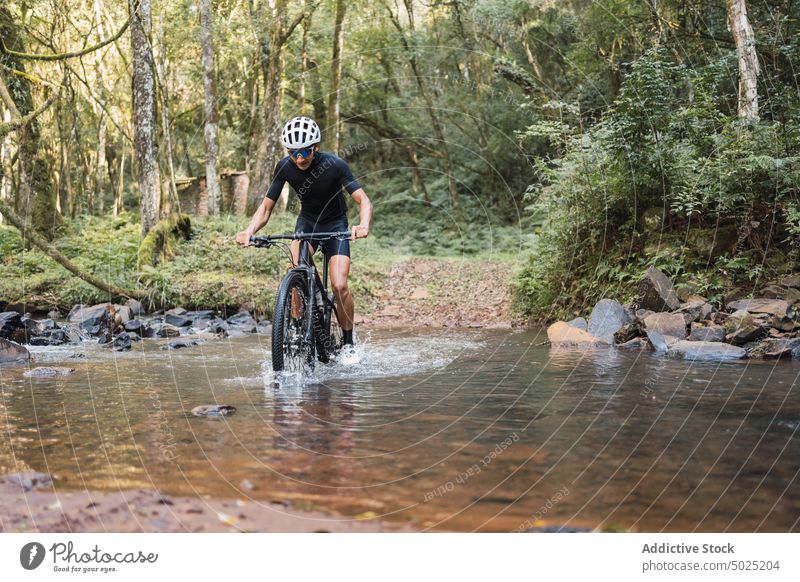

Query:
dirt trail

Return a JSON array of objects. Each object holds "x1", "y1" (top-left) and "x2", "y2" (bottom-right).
[{"x1": 357, "y1": 257, "x2": 516, "y2": 328}]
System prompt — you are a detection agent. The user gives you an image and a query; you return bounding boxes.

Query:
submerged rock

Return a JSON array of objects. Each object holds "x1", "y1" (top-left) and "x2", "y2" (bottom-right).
[
  {"x1": 619, "y1": 337, "x2": 647, "y2": 350},
  {"x1": 636, "y1": 266, "x2": 680, "y2": 312},
  {"x1": 162, "y1": 340, "x2": 199, "y2": 350},
  {"x1": 0, "y1": 471, "x2": 54, "y2": 491},
  {"x1": 191, "y1": 405, "x2": 237, "y2": 417},
  {"x1": 587, "y1": 299, "x2": 630, "y2": 343},
  {"x1": 667, "y1": 340, "x2": 746, "y2": 362},
  {"x1": 547, "y1": 321, "x2": 610, "y2": 346},
  {"x1": 23, "y1": 367, "x2": 76, "y2": 378}
]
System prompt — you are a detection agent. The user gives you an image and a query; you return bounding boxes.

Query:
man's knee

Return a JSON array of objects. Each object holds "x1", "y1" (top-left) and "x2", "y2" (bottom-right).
[{"x1": 331, "y1": 279, "x2": 350, "y2": 296}]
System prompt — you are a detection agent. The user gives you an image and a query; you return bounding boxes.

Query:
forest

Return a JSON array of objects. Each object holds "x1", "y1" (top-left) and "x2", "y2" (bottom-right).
[{"x1": 0, "y1": 0, "x2": 798, "y2": 320}]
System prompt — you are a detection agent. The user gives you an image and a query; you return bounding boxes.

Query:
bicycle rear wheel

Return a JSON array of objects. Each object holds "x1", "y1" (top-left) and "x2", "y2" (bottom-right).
[{"x1": 272, "y1": 270, "x2": 313, "y2": 373}]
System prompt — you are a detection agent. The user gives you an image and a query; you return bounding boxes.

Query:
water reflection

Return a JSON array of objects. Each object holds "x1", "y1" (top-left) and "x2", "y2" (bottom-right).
[{"x1": 1, "y1": 330, "x2": 798, "y2": 531}]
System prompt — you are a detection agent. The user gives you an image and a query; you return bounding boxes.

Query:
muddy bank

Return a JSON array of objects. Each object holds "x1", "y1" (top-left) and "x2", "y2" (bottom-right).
[{"x1": 0, "y1": 477, "x2": 410, "y2": 533}]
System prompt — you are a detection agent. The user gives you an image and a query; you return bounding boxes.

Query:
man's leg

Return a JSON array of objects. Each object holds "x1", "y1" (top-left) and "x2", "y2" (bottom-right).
[{"x1": 329, "y1": 255, "x2": 355, "y2": 343}]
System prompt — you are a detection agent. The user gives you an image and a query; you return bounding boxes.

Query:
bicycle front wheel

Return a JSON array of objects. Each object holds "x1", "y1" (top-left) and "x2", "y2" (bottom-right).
[
  {"x1": 272, "y1": 270, "x2": 313, "y2": 373},
  {"x1": 316, "y1": 293, "x2": 343, "y2": 364}
]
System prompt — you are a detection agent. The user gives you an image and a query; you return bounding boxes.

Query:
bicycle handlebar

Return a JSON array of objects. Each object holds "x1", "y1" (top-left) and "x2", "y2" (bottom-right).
[{"x1": 250, "y1": 231, "x2": 352, "y2": 247}]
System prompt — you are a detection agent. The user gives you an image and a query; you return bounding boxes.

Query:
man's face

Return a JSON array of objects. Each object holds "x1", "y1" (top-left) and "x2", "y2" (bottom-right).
[{"x1": 289, "y1": 146, "x2": 316, "y2": 170}]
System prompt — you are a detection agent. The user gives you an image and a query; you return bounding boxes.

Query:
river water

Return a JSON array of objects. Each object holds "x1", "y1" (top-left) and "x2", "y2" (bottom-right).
[{"x1": 1, "y1": 329, "x2": 798, "y2": 532}]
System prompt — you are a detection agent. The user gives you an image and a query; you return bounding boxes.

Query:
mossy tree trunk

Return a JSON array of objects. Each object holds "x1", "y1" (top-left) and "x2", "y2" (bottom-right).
[{"x1": 0, "y1": 7, "x2": 61, "y2": 239}]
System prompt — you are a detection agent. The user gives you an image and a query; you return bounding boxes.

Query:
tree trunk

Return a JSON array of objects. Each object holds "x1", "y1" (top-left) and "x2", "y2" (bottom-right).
[
  {"x1": 114, "y1": 147, "x2": 126, "y2": 216},
  {"x1": 727, "y1": 0, "x2": 760, "y2": 121},
  {"x1": 249, "y1": 0, "x2": 303, "y2": 213},
  {"x1": 155, "y1": 17, "x2": 179, "y2": 218},
  {"x1": 93, "y1": 0, "x2": 108, "y2": 215},
  {"x1": 298, "y1": 0, "x2": 315, "y2": 115},
  {"x1": 0, "y1": 108, "x2": 10, "y2": 224},
  {"x1": 328, "y1": 0, "x2": 346, "y2": 153},
  {"x1": 129, "y1": 0, "x2": 161, "y2": 236},
  {"x1": 0, "y1": 7, "x2": 61, "y2": 238},
  {"x1": 200, "y1": 0, "x2": 221, "y2": 215},
  {"x1": 389, "y1": 0, "x2": 459, "y2": 210}
]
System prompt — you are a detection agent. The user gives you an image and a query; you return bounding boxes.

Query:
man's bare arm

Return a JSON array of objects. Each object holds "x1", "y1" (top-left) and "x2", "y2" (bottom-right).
[
  {"x1": 350, "y1": 188, "x2": 372, "y2": 239},
  {"x1": 235, "y1": 197, "x2": 277, "y2": 246}
]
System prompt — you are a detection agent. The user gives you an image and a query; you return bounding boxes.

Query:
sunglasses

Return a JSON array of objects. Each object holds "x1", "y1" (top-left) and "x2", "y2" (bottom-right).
[{"x1": 288, "y1": 147, "x2": 314, "y2": 160}]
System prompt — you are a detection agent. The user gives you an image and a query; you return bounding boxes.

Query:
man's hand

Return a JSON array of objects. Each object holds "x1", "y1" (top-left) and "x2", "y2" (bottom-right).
[
  {"x1": 352, "y1": 224, "x2": 369, "y2": 240},
  {"x1": 235, "y1": 229, "x2": 253, "y2": 247}
]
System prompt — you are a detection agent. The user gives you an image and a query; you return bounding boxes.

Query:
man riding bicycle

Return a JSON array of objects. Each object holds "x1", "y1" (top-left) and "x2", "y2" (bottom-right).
[{"x1": 235, "y1": 116, "x2": 372, "y2": 365}]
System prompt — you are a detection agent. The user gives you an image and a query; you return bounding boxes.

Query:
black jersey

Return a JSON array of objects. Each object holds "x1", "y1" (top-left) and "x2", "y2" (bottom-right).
[{"x1": 265, "y1": 152, "x2": 361, "y2": 223}]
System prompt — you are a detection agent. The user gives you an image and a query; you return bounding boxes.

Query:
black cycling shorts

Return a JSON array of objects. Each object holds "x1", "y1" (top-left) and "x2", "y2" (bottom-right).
[{"x1": 294, "y1": 215, "x2": 350, "y2": 258}]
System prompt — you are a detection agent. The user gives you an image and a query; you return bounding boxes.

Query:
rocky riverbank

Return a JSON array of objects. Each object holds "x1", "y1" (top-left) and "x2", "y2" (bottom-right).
[
  {"x1": 547, "y1": 266, "x2": 800, "y2": 362},
  {"x1": 0, "y1": 301, "x2": 271, "y2": 364}
]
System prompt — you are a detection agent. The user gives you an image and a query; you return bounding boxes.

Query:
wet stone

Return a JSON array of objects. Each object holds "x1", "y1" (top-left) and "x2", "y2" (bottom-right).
[
  {"x1": 23, "y1": 367, "x2": 76, "y2": 378},
  {"x1": 227, "y1": 310, "x2": 257, "y2": 327},
  {"x1": 727, "y1": 298, "x2": 793, "y2": 319},
  {"x1": 1, "y1": 472, "x2": 54, "y2": 491},
  {"x1": 588, "y1": 298, "x2": 630, "y2": 343},
  {"x1": 191, "y1": 405, "x2": 237, "y2": 418},
  {"x1": 27, "y1": 329, "x2": 70, "y2": 346},
  {"x1": 667, "y1": 340, "x2": 746, "y2": 362},
  {"x1": 688, "y1": 322, "x2": 726, "y2": 342},
  {"x1": 565, "y1": 317, "x2": 588, "y2": 331},
  {"x1": 0, "y1": 338, "x2": 30, "y2": 363},
  {"x1": 643, "y1": 312, "x2": 686, "y2": 344},
  {"x1": 619, "y1": 337, "x2": 647, "y2": 350},
  {"x1": 124, "y1": 320, "x2": 144, "y2": 334},
  {"x1": 165, "y1": 314, "x2": 192, "y2": 327},
  {"x1": 162, "y1": 340, "x2": 199, "y2": 350}
]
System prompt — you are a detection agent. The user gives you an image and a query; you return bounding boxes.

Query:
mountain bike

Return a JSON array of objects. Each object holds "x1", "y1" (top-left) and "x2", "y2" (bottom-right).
[{"x1": 251, "y1": 231, "x2": 349, "y2": 373}]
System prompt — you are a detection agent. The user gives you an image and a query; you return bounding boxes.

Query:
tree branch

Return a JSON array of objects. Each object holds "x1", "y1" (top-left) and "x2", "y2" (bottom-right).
[
  {"x1": 0, "y1": 89, "x2": 59, "y2": 139},
  {"x1": 0, "y1": 10, "x2": 132, "y2": 62},
  {"x1": 0, "y1": 198, "x2": 148, "y2": 300}
]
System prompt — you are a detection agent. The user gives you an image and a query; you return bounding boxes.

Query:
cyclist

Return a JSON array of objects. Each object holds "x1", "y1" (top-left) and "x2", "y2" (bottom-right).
[{"x1": 235, "y1": 116, "x2": 372, "y2": 365}]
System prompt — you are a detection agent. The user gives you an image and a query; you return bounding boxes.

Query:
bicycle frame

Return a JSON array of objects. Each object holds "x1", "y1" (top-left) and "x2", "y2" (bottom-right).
[{"x1": 252, "y1": 231, "x2": 350, "y2": 356}]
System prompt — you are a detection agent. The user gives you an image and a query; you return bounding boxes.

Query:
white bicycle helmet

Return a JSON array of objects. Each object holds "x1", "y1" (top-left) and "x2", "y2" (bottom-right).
[{"x1": 280, "y1": 116, "x2": 321, "y2": 149}]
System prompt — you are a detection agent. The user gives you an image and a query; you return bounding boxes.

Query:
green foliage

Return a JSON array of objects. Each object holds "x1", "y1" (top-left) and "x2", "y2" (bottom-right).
[{"x1": 514, "y1": 40, "x2": 800, "y2": 320}]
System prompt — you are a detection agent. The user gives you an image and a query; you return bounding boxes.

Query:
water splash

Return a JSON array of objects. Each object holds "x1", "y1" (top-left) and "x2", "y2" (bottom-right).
[{"x1": 261, "y1": 330, "x2": 483, "y2": 388}]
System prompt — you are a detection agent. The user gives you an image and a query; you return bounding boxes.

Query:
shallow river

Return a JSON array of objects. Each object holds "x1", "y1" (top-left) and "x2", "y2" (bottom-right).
[{"x1": 1, "y1": 329, "x2": 799, "y2": 532}]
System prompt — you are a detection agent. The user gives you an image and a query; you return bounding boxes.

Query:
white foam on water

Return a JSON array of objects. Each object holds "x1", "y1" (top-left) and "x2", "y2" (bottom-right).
[{"x1": 261, "y1": 331, "x2": 483, "y2": 388}]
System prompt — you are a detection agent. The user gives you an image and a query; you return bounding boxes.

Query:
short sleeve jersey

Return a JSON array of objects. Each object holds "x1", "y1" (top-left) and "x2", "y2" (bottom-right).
[{"x1": 265, "y1": 152, "x2": 361, "y2": 223}]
